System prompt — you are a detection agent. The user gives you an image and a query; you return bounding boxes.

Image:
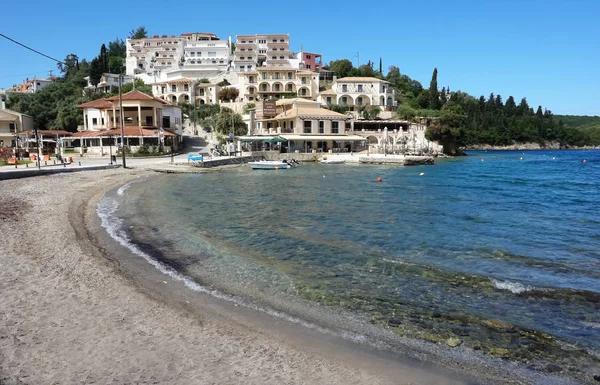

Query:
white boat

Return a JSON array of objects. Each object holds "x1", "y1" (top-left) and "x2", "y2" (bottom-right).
[
  {"x1": 248, "y1": 160, "x2": 297, "y2": 170},
  {"x1": 320, "y1": 158, "x2": 346, "y2": 165}
]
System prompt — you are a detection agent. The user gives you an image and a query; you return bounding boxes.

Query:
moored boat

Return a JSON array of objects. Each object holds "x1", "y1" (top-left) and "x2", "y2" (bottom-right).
[
  {"x1": 248, "y1": 159, "x2": 299, "y2": 170},
  {"x1": 320, "y1": 158, "x2": 346, "y2": 165}
]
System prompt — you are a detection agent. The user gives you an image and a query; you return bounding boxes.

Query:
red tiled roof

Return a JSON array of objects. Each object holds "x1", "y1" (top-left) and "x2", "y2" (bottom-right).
[
  {"x1": 18, "y1": 130, "x2": 73, "y2": 136},
  {"x1": 105, "y1": 90, "x2": 168, "y2": 104},
  {"x1": 77, "y1": 98, "x2": 114, "y2": 109}
]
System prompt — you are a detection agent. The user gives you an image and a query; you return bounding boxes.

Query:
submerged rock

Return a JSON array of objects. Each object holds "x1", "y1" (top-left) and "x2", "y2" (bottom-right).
[
  {"x1": 489, "y1": 347, "x2": 511, "y2": 357},
  {"x1": 545, "y1": 363, "x2": 563, "y2": 373},
  {"x1": 445, "y1": 337, "x2": 463, "y2": 347}
]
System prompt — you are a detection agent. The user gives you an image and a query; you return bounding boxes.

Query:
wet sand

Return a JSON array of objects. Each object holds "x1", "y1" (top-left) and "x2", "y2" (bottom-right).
[{"x1": 0, "y1": 169, "x2": 577, "y2": 384}]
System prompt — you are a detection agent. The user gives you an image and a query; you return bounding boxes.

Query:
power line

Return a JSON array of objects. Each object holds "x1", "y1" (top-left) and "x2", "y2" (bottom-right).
[{"x1": 0, "y1": 33, "x2": 64, "y2": 64}]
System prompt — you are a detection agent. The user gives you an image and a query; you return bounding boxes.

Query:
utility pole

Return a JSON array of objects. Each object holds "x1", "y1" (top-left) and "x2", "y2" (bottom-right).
[
  {"x1": 34, "y1": 126, "x2": 41, "y2": 170},
  {"x1": 119, "y1": 73, "x2": 126, "y2": 168}
]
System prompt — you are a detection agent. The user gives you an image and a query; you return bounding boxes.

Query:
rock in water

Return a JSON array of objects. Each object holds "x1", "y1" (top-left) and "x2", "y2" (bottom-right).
[
  {"x1": 545, "y1": 363, "x2": 562, "y2": 373},
  {"x1": 445, "y1": 337, "x2": 462, "y2": 347}
]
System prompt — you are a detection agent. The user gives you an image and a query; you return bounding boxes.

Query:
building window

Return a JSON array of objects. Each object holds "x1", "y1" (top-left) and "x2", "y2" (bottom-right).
[
  {"x1": 274, "y1": 72, "x2": 280, "y2": 79},
  {"x1": 262, "y1": 72, "x2": 267, "y2": 79},
  {"x1": 332, "y1": 121, "x2": 339, "y2": 133},
  {"x1": 318, "y1": 121, "x2": 324, "y2": 133},
  {"x1": 341, "y1": 97, "x2": 347, "y2": 105},
  {"x1": 280, "y1": 39, "x2": 285, "y2": 42},
  {"x1": 307, "y1": 55, "x2": 311, "y2": 59},
  {"x1": 171, "y1": 85, "x2": 177, "y2": 92},
  {"x1": 286, "y1": 84, "x2": 293, "y2": 92},
  {"x1": 287, "y1": 72, "x2": 293, "y2": 79},
  {"x1": 249, "y1": 76, "x2": 255, "y2": 83},
  {"x1": 342, "y1": 84, "x2": 348, "y2": 92},
  {"x1": 290, "y1": 121, "x2": 293, "y2": 130},
  {"x1": 261, "y1": 84, "x2": 267, "y2": 91},
  {"x1": 272, "y1": 56, "x2": 277, "y2": 60},
  {"x1": 326, "y1": 96, "x2": 332, "y2": 105},
  {"x1": 357, "y1": 85, "x2": 363, "y2": 92},
  {"x1": 306, "y1": 64, "x2": 311, "y2": 70},
  {"x1": 92, "y1": 118, "x2": 98, "y2": 125},
  {"x1": 208, "y1": 52, "x2": 216, "y2": 57},
  {"x1": 301, "y1": 77, "x2": 307, "y2": 84},
  {"x1": 274, "y1": 84, "x2": 281, "y2": 91},
  {"x1": 303, "y1": 121, "x2": 312, "y2": 133},
  {"x1": 9, "y1": 123, "x2": 16, "y2": 133},
  {"x1": 184, "y1": 84, "x2": 189, "y2": 91},
  {"x1": 357, "y1": 97, "x2": 363, "y2": 106}
]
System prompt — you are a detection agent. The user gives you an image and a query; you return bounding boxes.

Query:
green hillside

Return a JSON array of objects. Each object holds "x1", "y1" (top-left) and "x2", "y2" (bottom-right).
[{"x1": 555, "y1": 115, "x2": 600, "y2": 145}]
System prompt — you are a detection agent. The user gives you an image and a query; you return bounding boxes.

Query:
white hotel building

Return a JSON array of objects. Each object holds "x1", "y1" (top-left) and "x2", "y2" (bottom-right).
[
  {"x1": 318, "y1": 77, "x2": 397, "y2": 109},
  {"x1": 125, "y1": 32, "x2": 232, "y2": 84}
]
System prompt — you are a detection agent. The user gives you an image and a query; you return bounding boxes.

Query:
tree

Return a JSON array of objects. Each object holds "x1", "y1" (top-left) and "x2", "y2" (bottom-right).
[
  {"x1": 100, "y1": 44, "x2": 108, "y2": 73},
  {"x1": 0, "y1": 146, "x2": 11, "y2": 162},
  {"x1": 108, "y1": 38, "x2": 126, "y2": 58},
  {"x1": 396, "y1": 105, "x2": 417, "y2": 120},
  {"x1": 129, "y1": 26, "x2": 148, "y2": 39},
  {"x1": 328, "y1": 104, "x2": 350, "y2": 114},
  {"x1": 329, "y1": 59, "x2": 354, "y2": 78},
  {"x1": 379, "y1": 57, "x2": 382, "y2": 74},
  {"x1": 58, "y1": 54, "x2": 80, "y2": 79},
  {"x1": 356, "y1": 64, "x2": 377, "y2": 78},
  {"x1": 108, "y1": 56, "x2": 124, "y2": 74},
  {"x1": 217, "y1": 87, "x2": 239, "y2": 102},
  {"x1": 416, "y1": 89, "x2": 430, "y2": 109},
  {"x1": 217, "y1": 79, "x2": 231, "y2": 87},
  {"x1": 118, "y1": 79, "x2": 152, "y2": 95},
  {"x1": 215, "y1": 107, "x2": 247, "y2": 136},
  {"x1": 198, "y1": 78, "x2": 210, "y2": 83},
  {"x1": 89, "y1": 58, "x2": 104, "y2": 87},
  {"x1": 243, "y1": 102, "x2": 256, "y2": 114},
  {"x1": 429, "y1": 68, "x2": 440, "y2": 110},
  {"x1": 359, "y1": 106, "x2": 381, "y2": 120}
]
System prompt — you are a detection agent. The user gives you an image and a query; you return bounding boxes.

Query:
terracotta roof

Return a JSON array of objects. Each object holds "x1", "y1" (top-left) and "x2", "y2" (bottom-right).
[
  {"x1": 335, "y1": 77, "x2": 389, "y2": 83},
  {"x1": 105, "y1": 90, "x2": 169, "y2": 104},
  {"x1": 297, "y1": 70, "x2": 316, "y2": 75},
  {"x1": 273, "y1": 107, "x2": 350, "y2": 120},
  {"x1": 275, "y1": 98, "x2": 319, "y2": 106},
  {"x1": 18, "y1": 130, "x2": 73, "y2": 136},
  {"x1": 71, "y1": 127, "x2": 177, "y2": 138},
  {"x1": 77, "y1": 98, "x2": 114, "y2": 109}
]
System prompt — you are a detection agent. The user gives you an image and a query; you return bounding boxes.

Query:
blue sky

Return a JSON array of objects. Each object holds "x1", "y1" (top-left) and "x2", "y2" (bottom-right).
[{"x1": 1, "y1": 0, "x2": 598, "y2": 115}]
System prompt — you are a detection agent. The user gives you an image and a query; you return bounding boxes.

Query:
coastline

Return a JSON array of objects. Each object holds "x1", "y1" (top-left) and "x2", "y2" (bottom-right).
[
  {"x1": 462, "y1": 143, "x2": 599, "y2": 151},
  {"x1": 0, "y1": 169, "x2": 584, "y2": 384}
]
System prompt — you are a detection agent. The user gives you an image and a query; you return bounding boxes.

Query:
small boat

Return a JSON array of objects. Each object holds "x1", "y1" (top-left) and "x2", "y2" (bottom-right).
[
  {"x1": 249, "y1": 159, "x2": 298, "y2": 170},
  {"x1": 320, "y1": 158, "x2": 345, "y2": 165}
]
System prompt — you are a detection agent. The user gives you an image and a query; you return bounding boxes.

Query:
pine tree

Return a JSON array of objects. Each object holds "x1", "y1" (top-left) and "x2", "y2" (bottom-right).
[
  {"x1": 379, "y1": 57, "x2": 382, "y2": 74},
  {"x1": 429, "y1": 68, "x2": 440, "y2": 109},
  {"x1": 440, "y1": 87, "x2": 447, "y2": 106}
]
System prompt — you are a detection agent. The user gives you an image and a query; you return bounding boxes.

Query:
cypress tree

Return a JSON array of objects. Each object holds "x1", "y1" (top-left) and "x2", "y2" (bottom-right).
[
  {"x1": 100, "y1": 44, "x2": 108, "y2": 73},
  {"x1": 429, "y1": 68, "x2": 440, "y2": 109}
]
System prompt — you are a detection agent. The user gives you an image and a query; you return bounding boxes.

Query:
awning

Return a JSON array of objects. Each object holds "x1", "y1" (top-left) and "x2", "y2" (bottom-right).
[
  {"x1": 238, "y1": 136, "x2": 286, "y2": 143},
  {"x1": 279, "y1": 135, "x2": 367, "y2": 141}
]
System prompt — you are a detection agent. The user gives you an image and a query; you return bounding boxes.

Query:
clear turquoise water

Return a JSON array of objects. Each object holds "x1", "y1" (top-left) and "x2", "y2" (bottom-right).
[{"x1": 113, "y1": 150, "x2": 600, "y2": 369}]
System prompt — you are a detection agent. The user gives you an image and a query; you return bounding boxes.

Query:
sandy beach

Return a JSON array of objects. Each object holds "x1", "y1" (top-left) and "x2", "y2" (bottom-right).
[{"x1": 0, "y1": 168, "x2": 579, "y2": 385}]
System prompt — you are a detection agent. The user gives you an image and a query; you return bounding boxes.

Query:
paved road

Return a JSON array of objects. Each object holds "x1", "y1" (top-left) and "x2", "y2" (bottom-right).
[{"x1": 0, "y1": 135, "x2": 216, "y2": 174}]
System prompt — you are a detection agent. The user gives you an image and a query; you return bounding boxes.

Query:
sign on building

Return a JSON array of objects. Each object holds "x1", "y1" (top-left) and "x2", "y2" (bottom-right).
[{"x1": 262, "y1": 101, "x2": 276, "y2": 115}]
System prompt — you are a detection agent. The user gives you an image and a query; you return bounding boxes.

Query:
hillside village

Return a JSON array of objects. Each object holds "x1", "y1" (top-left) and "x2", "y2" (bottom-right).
[{"x1": 1, "y1": 28, "x2": 597, "y2": 162}]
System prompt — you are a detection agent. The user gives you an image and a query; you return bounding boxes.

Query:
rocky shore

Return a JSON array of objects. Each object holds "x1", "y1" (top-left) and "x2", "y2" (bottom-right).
[{"x1": 462, "y1": 142, "x2": 599, "y2": 151}]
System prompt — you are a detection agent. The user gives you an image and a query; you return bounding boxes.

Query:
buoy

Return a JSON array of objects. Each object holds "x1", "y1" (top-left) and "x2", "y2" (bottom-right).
[
  {"x1": 377, "y1": 177, "x2": 383, "y2": 182},
  {"x1": 419, "y1": 172, "x2": 425, "y2": 176},
  {"x1": 582, "y1": 159, "x2": 586, "y2": 164},
  {"x1": 520, "y1": 157, "x2": 523, "y2": 160},
  {"x1": 323, "y1": 175, "x2": 326, "y2": 178},
  {"x1": 552, "y1": 157, "x2": 555, "y2": 160},
  {"x1": 481, "y1": 159, "x2": 484, "y2": 162}
]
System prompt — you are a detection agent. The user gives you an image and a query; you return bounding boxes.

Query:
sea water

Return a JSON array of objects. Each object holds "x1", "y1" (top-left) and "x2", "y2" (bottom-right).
[{"x1": 101, "y1": 150, "x2": 600, "y2": 373}]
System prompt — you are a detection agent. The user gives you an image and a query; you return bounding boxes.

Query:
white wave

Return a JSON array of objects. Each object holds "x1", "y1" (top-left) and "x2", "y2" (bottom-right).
[
  {"x1": 117, "y1": 176, "x2": 145, "y2": 196},
  {"x1": 96, "y1": 196, "x2": 365, "y2": 342},
  {"x1": 491, "y1": 278, "x2": 534, "y2": 294}
]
